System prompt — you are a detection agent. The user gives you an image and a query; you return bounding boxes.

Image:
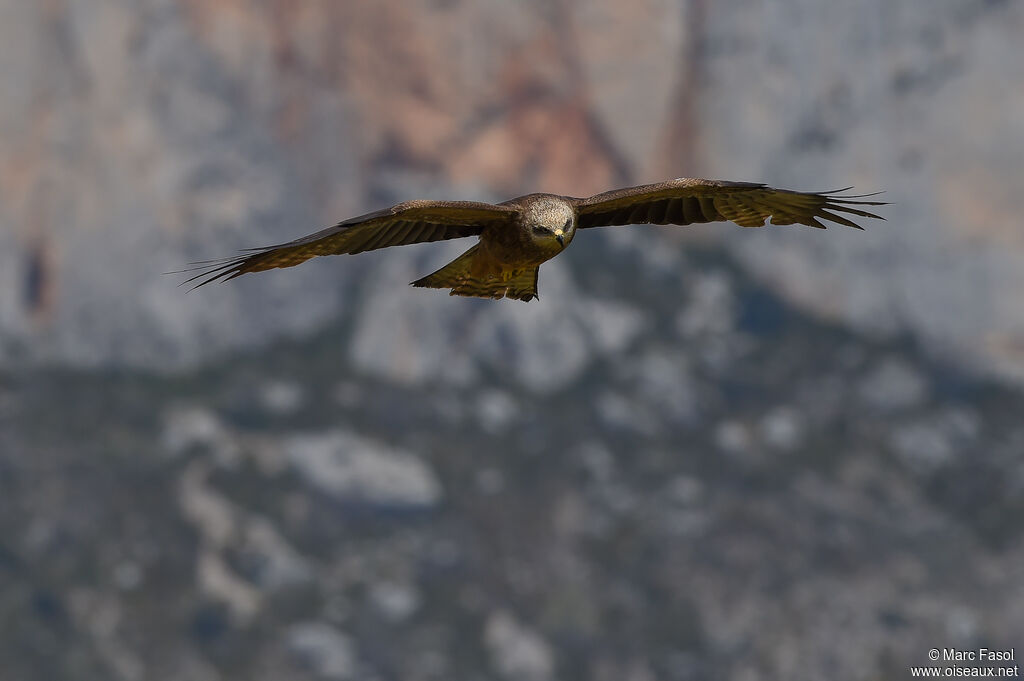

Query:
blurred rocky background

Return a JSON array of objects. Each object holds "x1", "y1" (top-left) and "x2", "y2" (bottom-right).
[{"x1": 1, "y1": 1, "x2": 1023, "y2": 680}]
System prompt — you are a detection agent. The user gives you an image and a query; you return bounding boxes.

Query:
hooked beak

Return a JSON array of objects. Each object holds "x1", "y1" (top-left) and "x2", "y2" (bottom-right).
[{"x1": 555, "y1": 230, "x2": 565, "y2": 246}]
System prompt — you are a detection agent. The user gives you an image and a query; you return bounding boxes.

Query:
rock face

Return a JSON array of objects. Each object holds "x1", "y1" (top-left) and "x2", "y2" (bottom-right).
[
  {"x1": 698, "y1": 0, "x2": 1024, "y2": 380},
  {"x1": 283, "y1": 430, "x2": 443, "y2": 509},
  {"x1": 1, "y1": 0, "x2": 1023, "y2": 382},
  {"x1": 3, "y1": 237, "x2": 1024, "y2": 681},
  {"x1": 2, "y1": 4, "x2": 1024, "y2": 681}
]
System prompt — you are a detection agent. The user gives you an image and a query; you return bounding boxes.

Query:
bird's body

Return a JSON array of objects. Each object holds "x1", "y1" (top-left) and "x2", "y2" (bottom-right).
[
  {"x1": 184, "y1": 178, "x2": 885, "y2": 300},
  {"x1": 412, "y1": 194, "x2": 577, "y2": 300}
]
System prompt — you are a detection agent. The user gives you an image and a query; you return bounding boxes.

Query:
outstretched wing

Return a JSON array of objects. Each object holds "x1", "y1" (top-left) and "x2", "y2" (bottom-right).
[
  {"x1": 182, "y1": 200, "x2": 516, "y2": 289},
  {"x1": 572, "y1": 178, "x2": 885, "y2": 231}
]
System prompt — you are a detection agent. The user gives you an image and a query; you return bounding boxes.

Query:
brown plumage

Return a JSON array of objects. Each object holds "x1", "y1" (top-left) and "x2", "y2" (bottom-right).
[{"x1": 182, "y1": 178, "x2": 885, "y2": 301}]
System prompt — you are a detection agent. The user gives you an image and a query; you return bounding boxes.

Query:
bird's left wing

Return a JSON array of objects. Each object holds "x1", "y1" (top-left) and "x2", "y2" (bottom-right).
[
  {"x1": 572, "y1": 178, "x2": 885, "y2": 231},
  {"x1": 181, "y1": 200, "x2": 516, "y2": 289}
]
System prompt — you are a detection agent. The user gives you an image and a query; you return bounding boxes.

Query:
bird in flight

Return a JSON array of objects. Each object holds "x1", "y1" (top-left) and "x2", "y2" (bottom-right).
[{"x1": 183, "y1": 178, "x2": 884, "y2": 300}]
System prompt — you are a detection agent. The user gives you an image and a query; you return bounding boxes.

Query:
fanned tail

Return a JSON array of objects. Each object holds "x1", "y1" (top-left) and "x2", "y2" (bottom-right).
[{"x1": 410, "y1": 245, "x2": 539, "y2": 302}]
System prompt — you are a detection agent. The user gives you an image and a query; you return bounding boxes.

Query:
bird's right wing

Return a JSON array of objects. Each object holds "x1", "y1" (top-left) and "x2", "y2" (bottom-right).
[{"x1": 181, "y1": 200, "x2": 516, "y2": 288}]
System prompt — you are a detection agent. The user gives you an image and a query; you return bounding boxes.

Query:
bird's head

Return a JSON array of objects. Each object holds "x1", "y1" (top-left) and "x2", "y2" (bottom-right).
[{"x1": 524, "y1": 198, "x2": 576, "y2": 250}]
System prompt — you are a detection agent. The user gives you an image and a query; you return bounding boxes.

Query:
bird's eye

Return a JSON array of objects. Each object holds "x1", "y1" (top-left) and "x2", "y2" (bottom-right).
[
  {"x1": 532, "y1": 225, "x2": 547, "y2": 234},
  {"x1": 564, "y1": 217, "x2": 572, "y2": 229}
]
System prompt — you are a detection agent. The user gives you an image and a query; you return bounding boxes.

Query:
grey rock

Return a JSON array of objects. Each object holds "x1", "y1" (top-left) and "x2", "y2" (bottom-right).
[
  {"x1": 889, "y1": 407, "x2": 979, "y2": 474},
  {"x1": 161, "y1": 407, "x2": 232, "y2": 458},
  {"x1": 286, "y1": 622, "x2": 357, "y2": 681},
  {"x1": 759, "y1": 407, "x2": 805, "y2": 452},
  {"x1": 367, "y1": 581, "x2": 420, "y2": 623},
  {"x1": 485, "y1": 611, "x2": 555, "y2": 681},
  {"x1": 350, "y1": 257, "x2": 644, "y2": 393},
  {"x1": 676, "y1": 271, "x2": 736, "y2": 339},
  {"x1": 476, "y1": 389, "x2": 521, "y2": 434},
  {"x1": 240, "y1": 517, "x2": 312, "y2": 591},
  {"x1": 283, "y1": 430, "x2": 443, "y2": 509},
  {"x1": 258, "y1": 380, "x2": 305, "y2": 416},
  {"x1": 714, "y1": 419, "x2": 752, "y2": 455},
  {"x1": 2, "y1": 0, "x2": 1024, "y2": 388},
  {"x1": 858, "y1": 357, "x2": 928, "y2": 411}
]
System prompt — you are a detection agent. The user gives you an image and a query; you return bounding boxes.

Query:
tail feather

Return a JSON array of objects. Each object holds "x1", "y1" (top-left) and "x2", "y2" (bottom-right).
[{"x1": 411, "y1": 245, "x2": 539, "y2": 301}]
